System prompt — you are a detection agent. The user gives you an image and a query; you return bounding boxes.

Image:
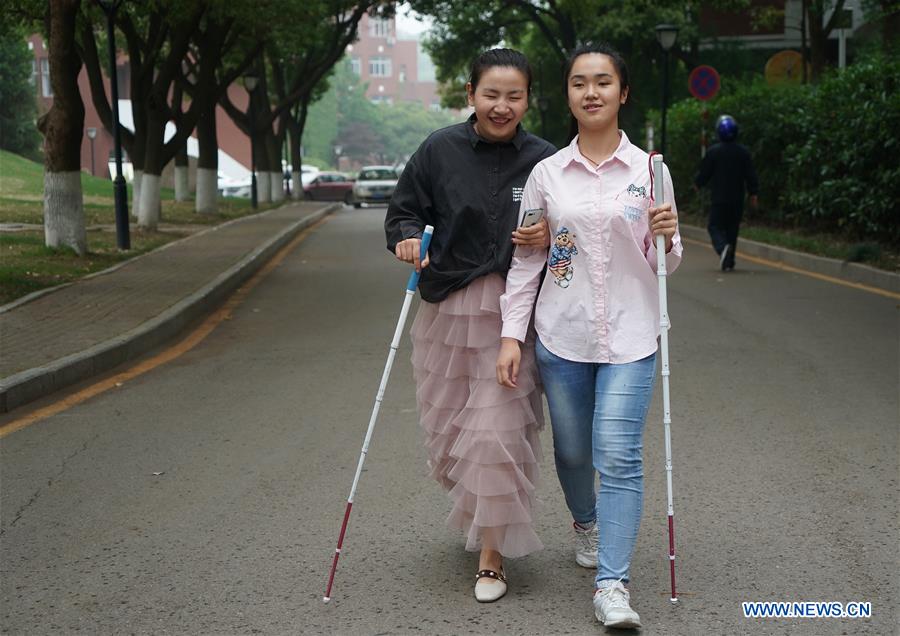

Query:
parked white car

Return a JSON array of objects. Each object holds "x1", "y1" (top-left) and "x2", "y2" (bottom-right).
[
  {"x1": 351, "y1": 165, "x2": 399, "y2": 208},
  {"x1": 218, "y1": 172, "x2": 251, "y2": 198},
  {"x1": 300, "y1": 165, "x2": 320, "y2": 187}
]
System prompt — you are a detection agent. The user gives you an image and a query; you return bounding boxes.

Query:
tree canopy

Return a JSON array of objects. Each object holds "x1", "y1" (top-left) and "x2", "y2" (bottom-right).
[
  {"x1": 304, "y1": 58, "x2": 457, "y2": 169},
  {"x1": 0, "y1": 25, "x2": 41, "y2": 159}
]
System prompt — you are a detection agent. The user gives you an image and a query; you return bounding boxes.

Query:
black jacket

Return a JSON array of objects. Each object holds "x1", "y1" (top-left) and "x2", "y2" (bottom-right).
[
  {"x1": 694, "y1": 141, "x2": 759, "y2": 205},
  {"x1": 385, "y1": 115, "x2": 556, "y2": 303}
]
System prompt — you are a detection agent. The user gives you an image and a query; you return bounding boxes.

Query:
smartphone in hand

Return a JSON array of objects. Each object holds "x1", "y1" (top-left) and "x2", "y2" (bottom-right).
[{"x1": 520, "y1": 208, "x2": 544, "y2": 228}]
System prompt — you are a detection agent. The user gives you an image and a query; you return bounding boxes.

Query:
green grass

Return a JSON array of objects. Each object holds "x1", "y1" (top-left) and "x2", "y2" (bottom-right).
[
  {"x1": 0, "y1": 230, "x2": 175, "y2": 305},
  {"x1": 0, "y1": 149, "x2": 264, "y2": 226},
  {"x1": 0, "y1": 149, "x2": 279, "y2": 305}
]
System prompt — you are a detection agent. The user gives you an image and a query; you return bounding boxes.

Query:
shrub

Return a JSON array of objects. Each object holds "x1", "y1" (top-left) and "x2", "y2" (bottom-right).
[
  {"x1": 658, "y1": 55, "x2": 900, "y2": 243},
  {"x1": 784, "y1": 56, "x2": 900, "y2": 241}
]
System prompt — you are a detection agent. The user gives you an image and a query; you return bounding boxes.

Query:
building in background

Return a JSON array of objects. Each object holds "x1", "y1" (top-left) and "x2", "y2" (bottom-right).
[
  {"x1": 346, "y1": 13, "x2": 440, "y2": 110},
  {"x1": 699, "y1": 0, "x2": 864, "y2": 54}
]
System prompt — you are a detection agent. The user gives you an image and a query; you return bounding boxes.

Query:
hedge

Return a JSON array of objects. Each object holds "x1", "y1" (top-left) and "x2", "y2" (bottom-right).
[{"x1": 657, "y1": 55, "x2": 900, "y2": 243}]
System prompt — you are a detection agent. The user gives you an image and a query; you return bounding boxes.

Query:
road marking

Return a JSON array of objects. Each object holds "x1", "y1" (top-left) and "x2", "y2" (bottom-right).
[
  {"x1": 0, "y1": 218, "x2": 329, "y2": 439},
  {"x1": 682, "y1": 237, "x2": 900, "y2": 300}
]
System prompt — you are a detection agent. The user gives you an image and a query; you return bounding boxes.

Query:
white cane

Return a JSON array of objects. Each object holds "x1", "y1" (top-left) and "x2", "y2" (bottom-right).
[
  {"x1": 651, "y1": 155, "x2": 678, "y2": 604},
  {"x1": 323, "y1": 225, "x2": 434, "y2": 603}
]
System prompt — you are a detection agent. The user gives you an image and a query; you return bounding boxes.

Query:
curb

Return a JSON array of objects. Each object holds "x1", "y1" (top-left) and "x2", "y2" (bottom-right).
[
  {"x1": 0, "y1": 203, "x2": 339, "y2": 414},
  {"x1": 679, "y1": 224, "x2": 900, "y2": 294}
]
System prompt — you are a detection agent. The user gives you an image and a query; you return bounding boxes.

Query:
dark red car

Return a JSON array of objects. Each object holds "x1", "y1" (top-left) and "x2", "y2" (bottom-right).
[{"x1": 303, "y1": 172, "x2": 355, "y2": 203}]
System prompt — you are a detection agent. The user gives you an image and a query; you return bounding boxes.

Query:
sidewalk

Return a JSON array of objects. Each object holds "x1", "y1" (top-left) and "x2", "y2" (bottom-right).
[{"x1": 0, "y1": 201, "x2": 338, "y2": 413}]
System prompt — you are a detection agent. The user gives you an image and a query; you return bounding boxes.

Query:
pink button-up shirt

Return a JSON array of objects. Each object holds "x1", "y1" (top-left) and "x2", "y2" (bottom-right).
[{"x1": 500, "y1": 132, "x2": 683, "y2": 363}]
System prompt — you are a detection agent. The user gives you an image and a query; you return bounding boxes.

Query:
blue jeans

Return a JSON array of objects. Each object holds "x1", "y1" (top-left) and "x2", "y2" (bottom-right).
[{"x1": 535, "y1": 338, "x2": 656, "y2": 585}]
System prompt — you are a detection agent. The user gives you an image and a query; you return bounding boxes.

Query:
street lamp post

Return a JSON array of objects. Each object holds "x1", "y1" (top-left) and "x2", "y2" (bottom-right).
[
  {"x1": 243, "y1": 72, "x2": 259, "y2": 209},
  {"x1": 283, "y1": 135, "x2": 291, "y2": 198},
  {"x1": 86, "y1": 127, "x2": 97, "y2": 176},
  {"x1": 655, "y1": 24, "x2": 679, "y2": 156},
  {"x1": 96, "y1": 0, "x2": 130, "y2": 250}
]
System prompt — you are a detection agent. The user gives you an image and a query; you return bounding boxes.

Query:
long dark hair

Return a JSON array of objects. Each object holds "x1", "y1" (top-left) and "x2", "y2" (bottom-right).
[
  {"x1": 469, "y1": 48, "x2": 533, "y2": 95},
  {"x1": 564, "y1": 43, "x2": 630, "y2": 143}
]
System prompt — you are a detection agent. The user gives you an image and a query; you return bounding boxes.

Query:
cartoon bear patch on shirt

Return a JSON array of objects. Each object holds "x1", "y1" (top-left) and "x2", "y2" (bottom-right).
[{"x1": 548, "y1": 226, "x2": 578, "y2": 288}]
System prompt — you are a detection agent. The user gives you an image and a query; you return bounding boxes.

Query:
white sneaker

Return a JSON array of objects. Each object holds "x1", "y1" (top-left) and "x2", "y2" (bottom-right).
[
  {"x1": 593, "y1": 580, "x2": 642, "y2": 629},
  {"x1": 573, "y1": 521, "x2": 598, "y2": 568}
]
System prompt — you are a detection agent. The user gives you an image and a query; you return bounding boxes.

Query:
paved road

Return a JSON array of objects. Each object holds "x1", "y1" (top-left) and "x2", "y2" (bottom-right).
[{"x1": 2, "y1": 207, "x2": 897, "y2": 635}]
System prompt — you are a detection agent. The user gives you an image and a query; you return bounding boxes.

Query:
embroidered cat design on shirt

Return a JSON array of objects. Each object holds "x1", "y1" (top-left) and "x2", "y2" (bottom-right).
[
  {"x1": 626, "y1": 183, "x2": 647, "y2": 198},
  {"x1": 548, "y1": 227, "x2": 578, "y2": 288},
  {"x1": 620, "y1": 184, "x2": 649, "y2": 222}
]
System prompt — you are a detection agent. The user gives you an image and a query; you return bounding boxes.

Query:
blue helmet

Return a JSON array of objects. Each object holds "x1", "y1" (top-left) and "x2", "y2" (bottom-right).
[{"x1": 716, "y1": 115, "x2": 739, "y2": 142}]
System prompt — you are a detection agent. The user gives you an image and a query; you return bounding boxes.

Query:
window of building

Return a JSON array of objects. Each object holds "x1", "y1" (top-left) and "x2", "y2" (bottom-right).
[
  {"x1": 350, "y1": 57, "x2": 361, "y2": 76},
  {"x1": 370, "y1": 95, "x2": 393, "y2": 105},
  {"x1": 368, "y1": 17, "x2": 391, "y2": 38},
  {"x1": 368, "y1": 56, "x2": 392, "y2": 77},
  {"x1": 398, "y1": 65, "x2": 407, "y2": 83},
  {"x1": 40, "y1": 58, "x2": 52, "y2": 97},
  {"x1": 30, "y1": 60, "x2": 38, "y2": 86},
  {"x1": 417, "y1": 41, "x2": 437, "y2": 82}
]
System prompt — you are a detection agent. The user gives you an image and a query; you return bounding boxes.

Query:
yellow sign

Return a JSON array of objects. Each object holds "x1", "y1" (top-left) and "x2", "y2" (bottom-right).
[{"x1": 765, "y1": 50, "x2": 809, "y2": 85}]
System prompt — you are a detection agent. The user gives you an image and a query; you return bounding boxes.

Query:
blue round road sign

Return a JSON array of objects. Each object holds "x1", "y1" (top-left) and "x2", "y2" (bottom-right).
[{"x1": 689, "y1": 65, "x2": 720, "y2": 101}]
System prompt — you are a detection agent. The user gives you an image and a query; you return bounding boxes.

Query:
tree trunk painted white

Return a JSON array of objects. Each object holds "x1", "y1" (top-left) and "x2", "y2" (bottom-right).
[
  {"x1": 132, "y1": 169, "x2": 143, "y2": 219},
  {"x1": 270, "y1": 171, "x2": 285, "y2": 202},
  {"x1": 257, "y1": 171, "x2": 272, "y2": 203},
  {"x1": 196, "y1": 167, "x2": 218, "y2": 215},
  {"x1": 174, "y1": 166, "x2": 189, "y2": 201},
  {"x1": 43, "y1": 171, "x2": 87, "y2": 255},
  {"x1": 137, "y1": 173, "x2": 161, "y2": 230},
  {"x1": 292, "y1": 171, "x2": 302, "y2": 200}
]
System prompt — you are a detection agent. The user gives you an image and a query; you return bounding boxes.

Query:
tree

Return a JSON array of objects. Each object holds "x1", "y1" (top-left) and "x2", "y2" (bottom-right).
[
  {"x1": 220, "y1": 1, "x2": 386, "y2": 201},
  {"x1": 0, "y1": 26, "x2": 41, "y2": 159},
  {"x1": 878, "y1": 0, "x2": 900, "y2": 53},
  {"x1": 80, "y1": 1, "x2": 207, "y2": 229},
  {"x1": 301, "y1": 79, "x2": 338, "y2": 167},
  {"x1": 412, "y1": 0, "x2": 691, "y2": 146},
  {"x1": 330, "y1": 57, "x2": 382, "y2": 165},
  {"x1": 179, "y1": 4, "x2": 264, "y2": 213},
  {"x1": 806, "y1": 0, "x2": 848, "y2": 81},
  {"x1": 37, "y1": 0, "x2": 87, "y2": 255},
  {"x1": 370, "y1": 101, "x2": 456, "y2": 163},
  {"x1": 413, "y1": 0, "x2": 761, "y2": 147}
]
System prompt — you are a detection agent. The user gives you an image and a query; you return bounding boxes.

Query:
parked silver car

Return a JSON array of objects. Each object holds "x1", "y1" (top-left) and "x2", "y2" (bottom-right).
[{"x1": 351, "y1": 166, "x2": 399, "y2": 207}]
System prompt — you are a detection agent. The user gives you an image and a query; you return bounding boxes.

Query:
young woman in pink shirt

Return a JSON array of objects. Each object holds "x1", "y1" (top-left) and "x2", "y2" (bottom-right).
[{"x1": 496, "y1": 44, "x2": 682, "y2": 629}]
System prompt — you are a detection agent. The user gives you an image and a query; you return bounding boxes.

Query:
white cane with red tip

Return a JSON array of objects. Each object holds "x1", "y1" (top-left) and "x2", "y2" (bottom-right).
[
  {"x1": 651, "y1": 154, "x2": 678, "y2": 604},
  {"x1": 323, "y1": 225, "x2": 434, "y2": 603}
]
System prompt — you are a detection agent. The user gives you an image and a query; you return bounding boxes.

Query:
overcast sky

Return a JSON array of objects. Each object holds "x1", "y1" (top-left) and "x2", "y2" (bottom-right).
[{"x1": 395, "y1": 3, "x2": 433, "y2": 37}]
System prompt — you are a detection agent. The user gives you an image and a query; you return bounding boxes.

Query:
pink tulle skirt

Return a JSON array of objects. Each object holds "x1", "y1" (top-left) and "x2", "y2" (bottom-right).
[{"x1": 410, "y1": 273, "x2": 544, "y2": 558}]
